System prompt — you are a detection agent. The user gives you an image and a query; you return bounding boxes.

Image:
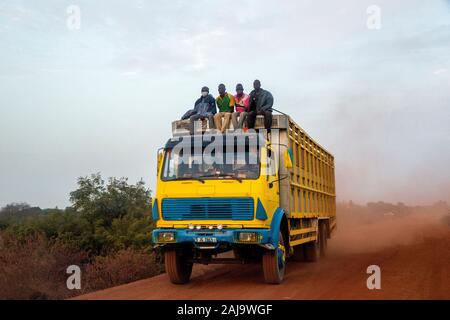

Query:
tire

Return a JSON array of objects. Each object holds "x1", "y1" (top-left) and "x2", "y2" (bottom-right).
[
  {"x1": 304, "y1": 229, "x2": 320, "y2": 262},
  {"x1": 262, "y1": 232, "x2": 286, "y2": 284},
  {"x1": 164, "y1": 249, "x2": 193, "y2": 284},
  {"x1": 292, "y1": 244, "x2": 305, "y2": 262},
  {"x1": 319, "y1": 222, "x2": 328, "y2": 257}
]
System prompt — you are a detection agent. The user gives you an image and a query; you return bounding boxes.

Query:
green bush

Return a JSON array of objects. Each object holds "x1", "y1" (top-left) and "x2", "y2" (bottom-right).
[
  {"x1": 0, "y1": 173, "x2": 163, "y2": 299},
  {"x1": 1, "y1": 173, "x2": 155, "y2": 256}
]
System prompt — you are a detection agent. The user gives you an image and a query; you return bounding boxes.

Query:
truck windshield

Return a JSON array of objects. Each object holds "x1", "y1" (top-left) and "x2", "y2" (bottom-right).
[{"x1": 161, "y1": 136, "x2": 261, "y2": 181}]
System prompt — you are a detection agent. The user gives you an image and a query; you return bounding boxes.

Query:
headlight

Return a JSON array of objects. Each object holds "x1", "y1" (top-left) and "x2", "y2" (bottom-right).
[
  {"x1": 238, "y1": 232, "x2": 260, "y2": 242},
  {"x1": 158, "y1": 232, "x2": 175, "y2": 242}
]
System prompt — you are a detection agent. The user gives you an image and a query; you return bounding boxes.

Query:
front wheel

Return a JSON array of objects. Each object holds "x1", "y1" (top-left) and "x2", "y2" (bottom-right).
[
  {"x1": 262, "y1": 232, "x2": 286, "y2": 284},
  {"x1": 164, "y1": 249, "x2": 193, "y2": 284}
]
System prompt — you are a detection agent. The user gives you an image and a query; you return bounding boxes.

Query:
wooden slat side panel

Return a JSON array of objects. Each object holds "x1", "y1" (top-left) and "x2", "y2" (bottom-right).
[{"x1": 286, "y1": 118, "x2": 336, "y2": 219}]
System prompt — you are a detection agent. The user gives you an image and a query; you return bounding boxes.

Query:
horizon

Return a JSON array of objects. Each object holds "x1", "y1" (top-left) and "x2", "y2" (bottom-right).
[{"x1": 2, "y1": 185, "x2": 448, "y2": 210}]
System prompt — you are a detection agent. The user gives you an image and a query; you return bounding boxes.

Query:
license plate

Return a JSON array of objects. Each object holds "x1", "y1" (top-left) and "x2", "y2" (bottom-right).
[{"x1": 194, "y1": 237, "x2": 217, "y2": 243}]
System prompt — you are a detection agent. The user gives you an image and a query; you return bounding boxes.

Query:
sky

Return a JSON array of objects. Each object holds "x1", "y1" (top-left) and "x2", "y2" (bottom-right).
[{"x1": 0, "y1": 0, "x2": 449, "y2": 208}]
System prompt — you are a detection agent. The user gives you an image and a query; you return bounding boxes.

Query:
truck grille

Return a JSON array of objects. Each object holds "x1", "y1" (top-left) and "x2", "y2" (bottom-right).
[{"x1": 162, "y1": 198, "x2": 254, "y2": 221}]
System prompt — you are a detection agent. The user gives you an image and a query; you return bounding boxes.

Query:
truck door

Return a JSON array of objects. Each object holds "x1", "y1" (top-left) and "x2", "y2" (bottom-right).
[{"x1": 266, "y1": 146, "x2": 280, "y2": 212}]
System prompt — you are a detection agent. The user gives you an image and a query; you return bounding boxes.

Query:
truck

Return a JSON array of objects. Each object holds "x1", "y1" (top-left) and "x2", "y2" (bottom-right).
[{"x1": 152, "y1": 114, "x2": 336, "y2": 284}]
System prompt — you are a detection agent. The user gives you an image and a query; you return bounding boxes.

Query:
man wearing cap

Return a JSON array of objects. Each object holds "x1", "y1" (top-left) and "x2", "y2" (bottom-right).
[
  {"x1": 214, "y1": 84, "x2": 235, "y2": 133},
  {"x1": 231, "y1": 83, "x2": 250, "y2": 130},
  {"x1": 247, "y1": 80, "x2": 274, "y2": 132},
  {"x1": 184, "y1": 86, "x2": 216, "y2": 135}
]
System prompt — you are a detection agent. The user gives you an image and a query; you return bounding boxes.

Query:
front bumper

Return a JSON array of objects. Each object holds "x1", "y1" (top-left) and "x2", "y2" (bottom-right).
[{"x1": 152, "y1": 228, "x2": 273, "y2": 249}]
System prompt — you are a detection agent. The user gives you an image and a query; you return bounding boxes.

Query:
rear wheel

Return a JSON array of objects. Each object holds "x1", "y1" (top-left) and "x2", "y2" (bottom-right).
[
  {"x1": 164, "y1": 249, "x2": 193, "y2": 284},
  {"x1": 304, "y1": 228, "x2": 321, "y2": 262},
  {"x1": 319, "y1": 222, "x2": 328, "y2": 257},
  {"x1": 262, "y1": 232, "x2": 286, "y2": 284},
  {"x1": 292, "y1": 244, "x2": 305, "y2": 262}
]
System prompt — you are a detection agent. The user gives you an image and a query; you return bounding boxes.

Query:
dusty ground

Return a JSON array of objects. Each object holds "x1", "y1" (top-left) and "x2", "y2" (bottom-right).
[{"x1": 76, "y1": 212, "x2": 450, "y2": 300}]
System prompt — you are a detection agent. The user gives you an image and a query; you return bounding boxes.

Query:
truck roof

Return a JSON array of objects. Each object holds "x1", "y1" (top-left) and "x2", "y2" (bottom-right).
[{"x1": 171, "y1": 114, "x2": 333, "y2": 157}]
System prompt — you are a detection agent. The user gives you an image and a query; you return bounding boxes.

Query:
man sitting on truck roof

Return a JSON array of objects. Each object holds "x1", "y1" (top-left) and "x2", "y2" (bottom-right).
[
  {"x1": 247, "y1": 79, "x2": 274, "y2": 133},
  {"x1": 182, "y1": 86, "x2": 216, "y2": 135},
  {"x1": 214, "y1": 84, "x2": 235, "y2": 134},
  {"x1": 231, "y1": 83, "x2": 250, "y2": 131}
]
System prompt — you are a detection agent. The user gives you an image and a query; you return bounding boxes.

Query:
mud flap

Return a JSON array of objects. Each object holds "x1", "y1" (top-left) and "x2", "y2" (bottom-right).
[{"x1": 268, "y1": 208, "x2": 288, "y2": 249}]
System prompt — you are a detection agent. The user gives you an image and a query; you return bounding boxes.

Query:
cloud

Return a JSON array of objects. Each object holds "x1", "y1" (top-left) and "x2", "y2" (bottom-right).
[
  {"x1": 433, "y1": 68, "x2": 447, "y2": 75},
  {"x1": 111, "y1": 27, "x2": 231, "y2": 74}
]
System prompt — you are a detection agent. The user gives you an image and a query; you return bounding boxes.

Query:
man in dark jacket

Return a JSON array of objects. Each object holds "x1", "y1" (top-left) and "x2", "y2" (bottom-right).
[
  {"x1": 247, "y1": 80, "x2": 274, "y2": 132},
  {"x1": 182, "y1": 86, "x2": 217, "y2": 134}
]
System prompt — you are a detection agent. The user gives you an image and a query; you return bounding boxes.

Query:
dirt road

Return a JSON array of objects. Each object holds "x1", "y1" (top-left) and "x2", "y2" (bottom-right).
[{"x1": 76, "y1": 213, "x2": 450, "y2": 300}]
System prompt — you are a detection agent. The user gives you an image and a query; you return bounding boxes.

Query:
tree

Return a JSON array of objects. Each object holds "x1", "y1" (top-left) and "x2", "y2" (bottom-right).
[
  {"x1": 68, "y1": 173, "x2": 153, "y2": 254},
  {"x1": 2, "y1": 174, "x2": 154, "y2": 255},
  {"x1": 0, "y1": 203, "x2": 31, "y2": 215},
  {"x1": 69, "y1": 173, "x2": 152, "y2": 225},
  {"x1": 0, "y1": 203, "x2": 43, "y2": 228}
]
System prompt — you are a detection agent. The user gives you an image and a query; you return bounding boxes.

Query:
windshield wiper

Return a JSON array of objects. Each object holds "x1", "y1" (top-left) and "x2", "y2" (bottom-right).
[
  {"x1": 198, "y1": 173, "x2": 243, "y2": 183},
  {"x1": 170, "y1": 177, "x2": 205, "y2": 183}
]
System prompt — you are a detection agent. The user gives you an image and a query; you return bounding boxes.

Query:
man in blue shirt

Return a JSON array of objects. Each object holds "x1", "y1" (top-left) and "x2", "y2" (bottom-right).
[{"x1": 182, "y1": 86, "x2": 217, "y2": 134}]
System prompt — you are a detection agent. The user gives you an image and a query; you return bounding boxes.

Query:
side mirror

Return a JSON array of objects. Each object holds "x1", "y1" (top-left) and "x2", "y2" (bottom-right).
[
  {"x1": 157, "y1": 148, "x2": 164, "y2": 176},
  {"x1": 284, "y1": 148, "x2": 293, "y2": 169},
  {"x1": 269, "y1": 175, "x2": 288, "y2": 189}
]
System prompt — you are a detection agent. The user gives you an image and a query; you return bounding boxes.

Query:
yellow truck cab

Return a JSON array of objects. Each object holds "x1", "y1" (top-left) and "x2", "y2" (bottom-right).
[{"x1": 152, "y1": 114, "x2": 336, "y2": 284}]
